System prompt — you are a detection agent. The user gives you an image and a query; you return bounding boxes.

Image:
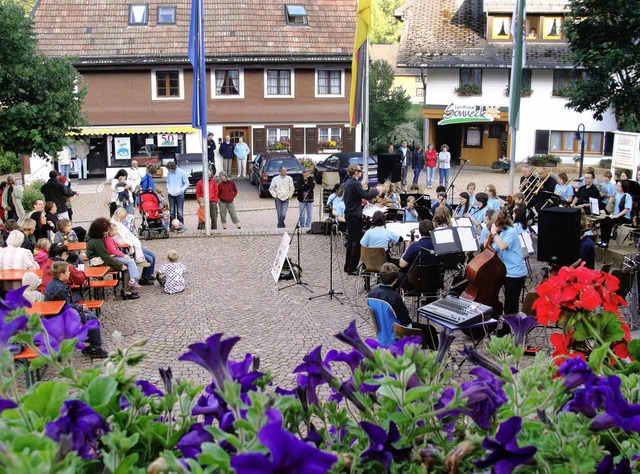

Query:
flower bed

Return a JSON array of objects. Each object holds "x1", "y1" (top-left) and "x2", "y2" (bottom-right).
[{"x1": 0, "y1": 266, "x2": 638, "y2": 472}]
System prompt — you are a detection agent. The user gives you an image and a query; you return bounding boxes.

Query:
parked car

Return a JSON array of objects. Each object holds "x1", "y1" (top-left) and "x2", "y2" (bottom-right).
[
  {"x1": 313, "y1": 152, "x2": 378, "y2": 186},
  {"x1": 248, "y1": 151, "x2": 304, "y2": 198},
  {"x1": 175, "y1": 153, "x2": 204, "y2": 195}
]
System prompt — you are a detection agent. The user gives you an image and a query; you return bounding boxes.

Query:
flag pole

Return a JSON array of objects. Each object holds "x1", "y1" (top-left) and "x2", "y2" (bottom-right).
[
  {"x1": 508, "y1": 0, "x2": 526, "y2": 195},
  {"x1": 362, "y1": 38, "x2": 369, "y2": 178}
]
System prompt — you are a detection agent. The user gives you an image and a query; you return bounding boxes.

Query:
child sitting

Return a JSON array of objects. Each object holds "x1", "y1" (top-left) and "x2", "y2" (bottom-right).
[
  {"x1": 53, "y1": 218, "x2": 78, "y2": 244},
  {"x1": 171, "y1": 218, "x2": 185, "y2": 233},
  {"x1": 196, "y1": 197, "x2": 206, "y2": 230},
  {"x1": 157, "y1": 250, "x2": 187, "y2": 294},
  {"x1": 404, "y1": 196, "x2": 419, "y2": 222},
  {"x1": 22, "y1": 271, "x2": 44, "y2": 303},
  {"x1": 45, "y1": 261, "x2": 108, "y2": 359},
  {"x1": 34, "y1": 238, "x2": 52, "y2": 267},
  {"x1": 105, "y1": 224, "x2": 141, "y2": 289},
  {"x1": 161, "y1": 201, "x2": 171, "y2": 232}
]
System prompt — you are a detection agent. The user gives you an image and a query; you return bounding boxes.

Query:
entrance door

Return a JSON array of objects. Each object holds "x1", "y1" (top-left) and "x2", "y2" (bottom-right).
[
  {"x1": 435, "y1": 125, "x2": 463, "y2": 167},
  {"x1": 223, "y1": 127, "x2": 251, "y2": 176}
]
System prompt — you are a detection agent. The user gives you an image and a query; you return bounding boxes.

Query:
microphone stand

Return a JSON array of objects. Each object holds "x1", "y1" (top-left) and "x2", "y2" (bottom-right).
[
  {"x1": 446, "y1": 158, "x2": 469, "y2": 204},
  {"x1": 279, "y1": 188, "x2": 314, "y2": 293},
  {"x1": 309, "y1": 221, "x2": 344, "y2": 305}
]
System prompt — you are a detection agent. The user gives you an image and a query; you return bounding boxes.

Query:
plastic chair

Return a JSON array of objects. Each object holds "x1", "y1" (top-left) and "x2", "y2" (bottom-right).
[
  {"x1": 367, "y1": 298, "x2": 401, "y2": 347},
  {"x1": 359, "y1": 246, "x2": 388, "y2": 291},
  {"x1": 393, "y1": 322, "x2": 423, "y2": 344}
]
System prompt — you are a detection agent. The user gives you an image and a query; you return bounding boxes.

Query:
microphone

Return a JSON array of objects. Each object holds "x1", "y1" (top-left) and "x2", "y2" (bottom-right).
[{"x1": 460, "y1": 158, "x2": 471, "y2": 163}]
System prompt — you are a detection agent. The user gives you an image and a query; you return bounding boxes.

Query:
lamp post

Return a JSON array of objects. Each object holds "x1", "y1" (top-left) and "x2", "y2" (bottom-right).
[{"x1": 575, "y1": 123, "x2": 586, "y2": 178}]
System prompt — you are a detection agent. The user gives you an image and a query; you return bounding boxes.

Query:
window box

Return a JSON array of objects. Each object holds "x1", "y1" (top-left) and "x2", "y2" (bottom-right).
[
  {"x1": 504, "y1": 85, "x2": 533, "y2": 97},
  {"x1": 552, "y1": 86, "x2": 573, "y2": 98},
  {"x1": 454, "y1": 83, "x2": 482, "y2": 96}
]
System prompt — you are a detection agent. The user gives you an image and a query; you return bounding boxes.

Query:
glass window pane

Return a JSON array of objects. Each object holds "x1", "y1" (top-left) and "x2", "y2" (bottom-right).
[
  {"x1": 550, "y1": 131, "x2": 562, "y2": 151},
  {"x1": 129, "y1": 4, "x2": 148, "y2": 25},
  {"x1": 589, "y1": 132, "x2": 603, "y2": 152},
  {"x1": 563, "y1": 132, "x2": 574, "y2": 151},
  {"x1": 158, "y1": 6, "x2": 175, "y2": 24}
]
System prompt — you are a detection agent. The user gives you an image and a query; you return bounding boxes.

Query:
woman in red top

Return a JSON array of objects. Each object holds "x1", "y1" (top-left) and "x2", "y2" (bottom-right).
[
  {"x1": 217, "y1": 172, "x2": 241, "y2": 229},
  {"x1": 424, "y1": 143, "x2": 438, "y2": 189}
]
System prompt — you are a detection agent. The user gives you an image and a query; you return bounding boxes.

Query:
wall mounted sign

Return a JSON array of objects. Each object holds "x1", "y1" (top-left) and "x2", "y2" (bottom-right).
[
  {"x1": 438, "y1": 104, "x2": 501, "y2": 125},
  {"x1": 114, "y1": 137, "x2": 131, "y2": 160},
  {"x1": 157, "y1": 133, "x2": 178, "y2": 147}
]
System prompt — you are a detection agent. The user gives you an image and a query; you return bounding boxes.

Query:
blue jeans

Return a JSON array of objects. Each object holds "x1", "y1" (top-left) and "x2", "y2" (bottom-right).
[
  {"x1": 275, "y1": 198, "x2": 289, "y2": 228},
  {"x1": 412, "y1": 167, "x2": 423, "y2": 185},
  {"x1": 298, "y1": 202, "x2": 313, "y2": 228},
  {"x1": 426, "y1": 167, "x2": 435, "y2": 187},
  {"x1": 59, "y1": 164, "x2": 71, "y2": 180},
  {"x1": 141, "y1": 248, "x2": 156, "y2": 280},
  {"x1": 169, "y1": 193, "x2": 185, "y2": 225},
  {"x1": 439, "y1": 168, "x2": 450, "y2": 188}
]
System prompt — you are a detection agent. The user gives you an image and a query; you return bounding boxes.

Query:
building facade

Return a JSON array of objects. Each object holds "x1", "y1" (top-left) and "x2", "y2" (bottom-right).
[
  {"x1": 31, "y1": 0, "x2": 359, "y2": 177},
  {"x1": 396, "y1": 0, "x2": 617, "y2": 167}
]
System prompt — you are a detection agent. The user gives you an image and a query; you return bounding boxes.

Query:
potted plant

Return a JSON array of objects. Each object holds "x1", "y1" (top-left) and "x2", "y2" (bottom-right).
[
  {"x1": 317, "y1": 137, "x2": 343, "y2": 153},
  {"x1": 454, "y1": 83, "x2": 482, "y2": 96},
  {"x1": 504, "y1": 84, "x2": 533, "y2": 97},
  {"x1": 526, "y1": 154, "x2": 561, "y2": 167},
  {"x1": 298, "y1": 157, "x2": 315, "y2": 171},
  {"x1": 267, "y1": 137, "x2": 291, "y2": 151}
]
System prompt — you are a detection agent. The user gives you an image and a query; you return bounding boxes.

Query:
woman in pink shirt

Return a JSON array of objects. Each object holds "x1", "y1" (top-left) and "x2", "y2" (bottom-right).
[
  {"x1": 424, "y1": 143, "x2": 438, "y2": 189},
  {"x1": 105, "y1": 224, "x2": 141, "y2": 288}
]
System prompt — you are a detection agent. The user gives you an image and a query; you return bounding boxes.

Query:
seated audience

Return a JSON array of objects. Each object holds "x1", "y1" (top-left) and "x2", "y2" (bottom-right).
[
  {"x1": 22, "y1": 271, "x2": 44, "y2": 303},
  {"x1": 20, "y1": 218, "x2": 37, "y2": 252},
  {"x1": 34, "y1": 238, "x2": 51, "y2": 267},
  {"x1": 105, "y1": 224, "x2": 141, "y2": 289},
  {"x1": 0, "y1": 230, "x2": 39, "y2": 270}
]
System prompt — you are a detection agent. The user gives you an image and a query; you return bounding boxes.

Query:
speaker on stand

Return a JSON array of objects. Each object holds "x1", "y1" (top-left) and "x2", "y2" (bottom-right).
[{"x1": 537, "y1": 207, "x2": 581, "y2": 267}]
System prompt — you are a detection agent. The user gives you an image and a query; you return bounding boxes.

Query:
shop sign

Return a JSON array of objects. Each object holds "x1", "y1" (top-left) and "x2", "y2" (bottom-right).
[
  {"x1": 612, "y1": 132, "x2": 639, "y2": 169},
  {"x1": 157, "y1": 133, "x2": 178, "y2": 147},
  {"x1": 114, "y1": 137, "x2": 132, "y2": 160},
  {"x1": 438, "y1": 104, "x2": 501, "y2": 125}
]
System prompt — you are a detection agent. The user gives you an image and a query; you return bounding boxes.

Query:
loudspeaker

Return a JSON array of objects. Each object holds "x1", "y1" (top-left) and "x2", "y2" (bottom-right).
[
  {"x1": 377, "y1": 152, "x2": 402, "y2": 183},
  {"x1": 537, "y1": 207, "x2": 581, "y2": 266}
]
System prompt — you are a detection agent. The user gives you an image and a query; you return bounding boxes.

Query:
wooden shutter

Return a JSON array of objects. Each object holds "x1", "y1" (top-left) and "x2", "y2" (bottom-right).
[
  {"x1": 253, "y1": 128, "x2": 266, "y2": 154},
  {"x1": 603, "y1": 131, "x2": 614, "y2": 157},
  {"x1": 343, "y1": 127, "x2": 356, "y2": 152},
  {"x1": 292, "y1": 127, "x2": 304, "y2": 154},
  {"x1": 534, "y1": 130, "x2": 550, "y2": 154},
  {"x1": 305, "y1": 128, "x2": 317, "y2": 153}
]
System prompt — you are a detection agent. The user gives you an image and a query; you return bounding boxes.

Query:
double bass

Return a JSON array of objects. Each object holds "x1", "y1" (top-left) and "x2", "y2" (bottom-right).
[{"x1": 461, "y1": 213, "x2": 506, "y2": 315}]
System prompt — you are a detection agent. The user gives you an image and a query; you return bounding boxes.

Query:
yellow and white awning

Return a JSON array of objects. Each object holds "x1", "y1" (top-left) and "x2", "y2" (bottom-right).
[{"x1": 67, "y1": 125, "x2": 198, "y2": 136}]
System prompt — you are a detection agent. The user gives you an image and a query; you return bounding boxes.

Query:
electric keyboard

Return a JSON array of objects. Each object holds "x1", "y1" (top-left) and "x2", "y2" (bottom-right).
[{"x1": 418, "y1": 296, "x2": 493, "y2": 327}]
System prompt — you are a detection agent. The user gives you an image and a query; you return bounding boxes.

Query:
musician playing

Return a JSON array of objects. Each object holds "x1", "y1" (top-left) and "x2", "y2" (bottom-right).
[
  {"x1": 465, "y1": 191, "x2": 489, "y2": 227},
  {"x1": 467, "y1": 182, "x2": 477, "y2": 206},
  {"x1": 487, "y1": 210, "x2": 527, "y2": 315},
  {"x1": 519, "y1": 165, "x2": 536, "y2": 190},
  {"x1": 404, "y1": 196, "x2": 419, "y2": 222},
  {"x1": 484, "y1": 185, "x2": 501, "y2": 211},
  {"x1": 374, "y1": 182, "x2": 400, "y2": 209},
  {"x1": 530, "y1": 167, "x2": 557, "y2": 211},
  {"x1": 398, "y1": 219, "x2": 440, "y2": 286},
  {"x1": 478, "y1": 209, "x2": 496, "y2": 245},
  {"x1": 431, "y1": 192, "x2": 452, "y2": 214},
  {"x1": 554, "y1": 172, "x2": 574, "y2": 202},
  {"x1": 454, "y1": 192, "x2": 471, "y2": 218},
  {"x1": 361, "y1": 211, "x2": 403, "y2": 249},
  {"x1": 597, "y1": 180, "x2": 632, "y2": 248},
  {"x1": 433, "y1": 206, "x2": 452, "y2": 228},
  {"x1": 571, "y1": 170, "x2": 600, "y2": 212},
  {"x1": 579, "y1": 227, "x2": 596, "y2": 269}
]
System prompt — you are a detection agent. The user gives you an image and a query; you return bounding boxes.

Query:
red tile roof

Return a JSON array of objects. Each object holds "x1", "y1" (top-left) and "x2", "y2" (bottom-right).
[{"x1": 31, "y1": 0, "x2": 357, "y2": 64}]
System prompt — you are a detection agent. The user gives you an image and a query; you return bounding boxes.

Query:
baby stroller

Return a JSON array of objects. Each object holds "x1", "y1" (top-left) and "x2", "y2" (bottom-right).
[{"x1": 137, "y1": 191, "x2": 168, "y2": 240}]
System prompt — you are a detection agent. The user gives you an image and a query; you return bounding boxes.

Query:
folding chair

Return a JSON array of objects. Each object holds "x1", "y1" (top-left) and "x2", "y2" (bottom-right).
[
  {"x1": 359, "y1": 246, "x2": 388, "y2": 291},
  {"x1": 367, "y1": 298, "x2": 401, "y2": 347}
]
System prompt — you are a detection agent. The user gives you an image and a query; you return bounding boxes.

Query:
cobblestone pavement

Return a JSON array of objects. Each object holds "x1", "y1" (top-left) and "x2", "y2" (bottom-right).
[{"x1": 23, "y1": 168, "x2": 564, "y2": 388}]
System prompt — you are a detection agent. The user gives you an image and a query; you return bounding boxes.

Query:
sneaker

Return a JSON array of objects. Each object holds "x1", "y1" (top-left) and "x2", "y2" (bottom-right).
[
  {"x1": 82, "y1": 347, "x2": 109, "y2": 359},
  {"x1": 138, "y1": 279, "x2": 154, "y2": 286},
  {"x1": 596, "y1": 241, "x2": 609, "y2": 248},
  {"x1": 128, "y1": 280, "x2": 142, "y2": 289},
  {"x1": 136, "y1": 260, "x2": 151, "y2": 268},
  {"x1": 178, "y1": 227, "x2": 187, "y2": 233},
  {"x1": 123, "y1": 293, "x2": 140, "y2": 300}
]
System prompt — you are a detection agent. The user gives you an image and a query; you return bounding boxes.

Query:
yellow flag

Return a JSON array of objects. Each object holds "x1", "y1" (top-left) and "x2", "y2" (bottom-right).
[{"x1": 349, "y1": 0, "x2": 371, "y2": 127}]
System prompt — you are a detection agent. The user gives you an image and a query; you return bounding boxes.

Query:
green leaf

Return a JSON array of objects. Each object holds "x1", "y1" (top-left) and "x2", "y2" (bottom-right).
[
  {"x1": 573, "y1": 312, "x2": 624, "y2": 345},
  {"x1": 627, "y1": 339, "x2": 640, "y2": 361},
  {"x1": 57, "y1": 339, "x2": 79, "y2": 359},
  {"x1": 198, "y1": 442, "x2": 231, "y2": 467},
  {"x1": 22, "y1": 381, "x2": 68, "y2": 423},
  {"x1": 27, "y1": 355, "x2": 49, "y2": 371},
  {"x1": 114, "y1": 453, "x2": 139, "y2": 474},
  {"x1": 588, "y1": 345, "x2": 609, "y2": 372},
  {"x1": 82, "y1": 376, "x2": 118, "y2": 415},
  {"x1": 405, "y1": 385, "x2": 436, "y2": 403}
]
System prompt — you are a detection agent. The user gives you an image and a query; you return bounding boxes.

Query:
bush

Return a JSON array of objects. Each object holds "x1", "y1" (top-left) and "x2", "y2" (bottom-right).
[
  {"x1": 526, "y1": 154, "x2": 561, "y2": 166},
  {"x1": 22, "y1": 182, "x2": 45, "y2": 211},
  {"x1": 600, "y1": 158, "x2": 612, "y2": 169},
  {"x1": 0, "y1": 151, "x2": 21, "y2": 175}
]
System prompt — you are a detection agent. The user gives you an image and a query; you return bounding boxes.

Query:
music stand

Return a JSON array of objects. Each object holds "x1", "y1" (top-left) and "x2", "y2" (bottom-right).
[
  {"x1": 309, "y1": 222, "x2": 344, "y2": 304},
  {"x1": 446, "y1": 158, "x2": 470, "y2": 204},
  {"x1": 279, "y1": 191, "x2": 314, "y2": 293}
]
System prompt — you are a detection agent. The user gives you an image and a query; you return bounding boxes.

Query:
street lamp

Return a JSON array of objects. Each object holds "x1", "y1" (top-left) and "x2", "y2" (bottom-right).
[{"x1": 574, "y1": 123, "x2": 586, "y2": 178}]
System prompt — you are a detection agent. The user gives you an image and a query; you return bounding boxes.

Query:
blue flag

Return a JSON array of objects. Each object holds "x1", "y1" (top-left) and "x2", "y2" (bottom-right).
[{"x1": 188, "y1": 0, "x2": 207, "y2": 130}]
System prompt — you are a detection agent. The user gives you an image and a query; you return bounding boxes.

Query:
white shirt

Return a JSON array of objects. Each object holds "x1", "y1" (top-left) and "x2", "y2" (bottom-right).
[
  {"x1": 127, "y1": 167, "x2": 142, "y2": 190},
  {"x1": 0, "y1": 246, "x2": 40, "y2": 270},
  {"x1": 269, "y1": 175, "x2": 295, "y2": 201},
  {"x1": 57, "y1": 147, "x2": 71, "y2": 165}
]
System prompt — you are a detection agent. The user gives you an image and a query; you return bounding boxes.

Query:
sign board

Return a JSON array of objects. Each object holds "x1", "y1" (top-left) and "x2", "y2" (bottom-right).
[
  {"x1": 145, "y1": 138, "x2": 155, "y2": 145},
  {"x1": 612, "y1": 132, "x2": 639, "y2": 169},
  {"x1": 438, "y1": 104, "x2": 501, "y2": 125},
  {"x1": 114, "y1": 137, "x2": 132, "y2": 160},
  {"x1": 271, "y1": 233, "x2": 291, "y2": 282},
  {"x1": 157, "y1": 133, "x2": 178, "y2": 147}
]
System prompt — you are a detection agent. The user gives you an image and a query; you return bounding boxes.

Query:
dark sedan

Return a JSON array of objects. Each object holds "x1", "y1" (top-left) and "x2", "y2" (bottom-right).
[
  {"x1": 248, "y1": 151, "x2": 303, "y2": 198},
  {"x1": 313, "y1": 152, "x2": 378, "y2": 186}
]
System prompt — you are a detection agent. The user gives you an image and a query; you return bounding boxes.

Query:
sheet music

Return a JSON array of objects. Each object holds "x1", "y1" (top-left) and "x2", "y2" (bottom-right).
[
  {"x1": 432, "y1": 228, "x2": 454, "y2": 244},
  {"x1": 519, "y1": 232, "x2": 535, "y2": 255},
  {"x1": 457, "y1": 227, "x2": 478, "y2": 252},
  {"x1": 386, "y1": 222, "x2": 420, "y2": 239},
  {"x1": 589, "y1": 197, "x2": 600, "y2": 216},
  {"x1": 454, "y1": 217, "x2": 473, "y2": 227},
  {"x1": 362, "y1": 205, "x2": 387, "y2": 218}
]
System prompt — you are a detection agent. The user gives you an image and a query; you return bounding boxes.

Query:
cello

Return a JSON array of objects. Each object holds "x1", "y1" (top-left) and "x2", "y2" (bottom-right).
[{"x1": 461, "y1": 210, "x2": 507, "y2": 315}]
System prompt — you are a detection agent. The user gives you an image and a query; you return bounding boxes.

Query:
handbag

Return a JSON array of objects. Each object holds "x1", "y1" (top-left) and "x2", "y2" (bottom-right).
[{"x1": 89, "y1": 256, "x2": 104, "y2": 266}]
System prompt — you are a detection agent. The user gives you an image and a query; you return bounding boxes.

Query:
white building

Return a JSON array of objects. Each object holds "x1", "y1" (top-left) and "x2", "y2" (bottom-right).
[{"x1": 395, "y1": 0, "x2": 617, "y2": 167}]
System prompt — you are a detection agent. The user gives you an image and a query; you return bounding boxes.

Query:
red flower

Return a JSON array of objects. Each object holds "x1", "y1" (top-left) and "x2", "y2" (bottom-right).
[
  {"x1": 579, "y1": 286, "x2": 602, "y2": 311},
  {"x1": 550, "y1": 332, "x2": 586, "y2": 367}
]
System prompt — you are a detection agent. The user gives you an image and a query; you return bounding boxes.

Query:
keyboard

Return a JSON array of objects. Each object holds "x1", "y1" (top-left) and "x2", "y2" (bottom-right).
[{"x1": 418, "y1": 296, "x2": 493, "y2": 327}]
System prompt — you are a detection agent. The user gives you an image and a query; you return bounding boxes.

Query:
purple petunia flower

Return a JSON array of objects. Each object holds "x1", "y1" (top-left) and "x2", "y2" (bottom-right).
[
  {"x1": 45, "y1": 400, "x2": 110, "y2": 460},
  {"x1": 231, "y1": 409, "x2": 337, "y2": 474},
  {"x1": 293, "y1": 346, "x2": 335, "y2": 405},
  {"x1": 437, "y1": 367, "x2": 507, "y2": 431},
  {"x1": 503, "y1": 313, "x2": 540, "y2": 346},
  {"x1": 120, "y1": 380, "x2": 165, "y2": 409},
  {"x1": 324, "y1": 348, "x2": 364, "y2": 374},
  {"x1": 596, "y1": 455, "x2": 632, "y2": 474},
  {"x1": 591, "y1": 375, "x2": 640, "y2": 432},
  {"x1": 176, "y1": 422, "x2": 214, "y2": 459},
  {"x1": 0, "y1": 314, "x2": 27, "y2": 353},
  {"x1": 460, "y1": 345, "x2": 504, "y2": 377},
  {"x1": 563, "y1": 375, "x2": 611, "y2": 418},
  {"x1": 0, "y1": 286, "x2": 32, "y2": 314},
  {"x1": 159, "y1": 366, "x2": 173, "y2": 394},
  {"x1": 0, "y1": 399, "x2": 17, "y2": 413},
  {"x1": 359, "y1": 421, "x2": 411, "y2": 471},
  {"x1": 179, "y1": 333, "x2": 240, "y2": 389},
  {"x1": 33, "y1": 307, "x2": 99, "y2": 354},
  {"x1": 228, "y1": 353, "x2": 264, "y2": 393},
  {"x1": 335, "y1": 320, "x2": 374, "y2": 360},
  {"x1": 473, "y1": 417, "x2": 537, "y2": 473},
  {"x1": 559, "y1": 357, "x2": 595, "y2": 391},
  {"x1": 435, "y1": 332, "x2": 456, "y2": 366}
]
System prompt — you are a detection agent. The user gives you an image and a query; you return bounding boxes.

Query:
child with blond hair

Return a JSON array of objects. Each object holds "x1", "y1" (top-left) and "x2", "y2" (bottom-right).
[{"x1": 157, "y1": 250, "x2": 187, "y2": 294}]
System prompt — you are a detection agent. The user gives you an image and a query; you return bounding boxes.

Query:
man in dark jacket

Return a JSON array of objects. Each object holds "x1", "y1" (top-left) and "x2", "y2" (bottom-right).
[
  {"x1": 41, "y1": 170, "x2": 75, "y2": 219},
  {"x1": 343, "y1": 164, "x2": 383, "y2": 274},
  {"x1": 297, "y1": 169, "x2": 315, "y2": 229},
  {"x1": 207, "y1": 132, "x2": 217, "y2": 177},
  {"x1": 219, "y1": 135, "x2": 234, "y2": 176}
]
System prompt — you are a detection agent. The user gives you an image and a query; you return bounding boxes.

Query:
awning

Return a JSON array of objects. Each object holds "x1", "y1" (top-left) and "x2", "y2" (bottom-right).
[{"x1": 67, "y1": 125, "x2": 197, "y2": 136}]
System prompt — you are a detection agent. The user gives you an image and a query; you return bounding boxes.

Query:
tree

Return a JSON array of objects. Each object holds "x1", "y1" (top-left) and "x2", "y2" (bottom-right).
[
  {"x1": 564, "y1": 0, "x2": 640, "y2": 131},
  {"x1": 368, "y1": 59, "x2": 411, "y2": 151},
  {"x1": 371, "y1": 0, "x2": 404, "y2": 44},
  {"x1": 0, "y1": 1, "x2": 86, "y2": 158}
]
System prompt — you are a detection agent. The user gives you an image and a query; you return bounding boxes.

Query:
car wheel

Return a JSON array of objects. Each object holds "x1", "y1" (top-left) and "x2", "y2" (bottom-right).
[{"x1": 259, "y1": 185, "x2": 269, "y2": 198}]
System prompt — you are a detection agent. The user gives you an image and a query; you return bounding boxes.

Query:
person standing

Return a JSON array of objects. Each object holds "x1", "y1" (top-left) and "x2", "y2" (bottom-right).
[
  {"x1": 424, "y1": 143, "x2": 437, "y2": 189},
  {"x1": 57, "y1": 145, "x2": 72, "y2": 180},
  {"x1": 74, "y1": 139, "x2": 90, "y2": 180},
  {"x1": 233, "y1": 137, "x2": 250, "y2": 178},
  {"x1": 399, "y1": 140, "x2": 412, "y2": 189},
  {"x1": 195, "y1": 175, "x2": 219, "y2": 230},
  {"x1": 438, "y1": 144, "x2": 451, "y2": 188},
  {"x1": 165, "y1": 161, "x2": 189, "y2": 228},
  {"x1": 219, "y1": 135, "x2": 234, "y2": 176},
  {"x1": 297, "y1": 169, "x2": 315, "y2": 229},
  {"x1": 1, "y1": 174, "x2": 25, "y2": 223},
  {"x1": 207, "y1": 132, "x2": 217, "y2": 177},
  {"x1": 411, "y1": 144, "x2": 425, "y2": 186},
  {"x1": 217, "y1": 172, "x2": 242, "y2": 229},
  {"x1": 41, "y1": 170, "x2": 75, "y2": 220},
  {"x1": 269, "y1": 167, "x2": 295, "y2": 228},
  {"x1": 127, "y1": 160, "x2": 142, "y2": 193},
  {"x1": 343, "y1": 164, "x2": 382, "y2": 274}
]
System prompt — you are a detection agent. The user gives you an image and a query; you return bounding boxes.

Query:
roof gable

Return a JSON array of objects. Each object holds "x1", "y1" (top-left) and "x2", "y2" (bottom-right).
[{"x1": 31, "y1": 0, "x2": 357, "y2": 65}]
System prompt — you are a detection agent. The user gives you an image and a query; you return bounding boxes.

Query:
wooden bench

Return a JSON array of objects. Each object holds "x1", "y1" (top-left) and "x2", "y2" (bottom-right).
[
  {"x1": 89, "y1": 279, "x2": 119, "y2": 300},
  {"x1": 77, "y1": 299, "x2": 105, "y2": 317},
  {"x1": 14, "y1": 347, "x2": 43, "y2": 388}
]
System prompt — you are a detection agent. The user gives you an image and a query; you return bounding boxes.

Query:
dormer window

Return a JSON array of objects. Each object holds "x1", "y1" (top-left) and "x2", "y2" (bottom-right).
[
  {"x1": 285, "y1": 4, "x2": 308, "y2": 25},
  {"x1": 129, "y1": 4, "x2": 148, "y2": 26},
  {"x1": 158, "y1": 6, "x2": 176, "y2": 25}
]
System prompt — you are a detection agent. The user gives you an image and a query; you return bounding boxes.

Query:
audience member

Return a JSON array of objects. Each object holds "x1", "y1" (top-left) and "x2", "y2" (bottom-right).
[
  {"x1": 22, "y1": 271, "x2": 44, "y2": 303},
  {"x1": 217, "y1": 172, "x2": 241, "y2": 229},
  {"x1": 157, "y1": 250, "x2": 187, "y2": 294},
  {"x1": 0, "y1": 230, "x2": 39, "y2": 270}
]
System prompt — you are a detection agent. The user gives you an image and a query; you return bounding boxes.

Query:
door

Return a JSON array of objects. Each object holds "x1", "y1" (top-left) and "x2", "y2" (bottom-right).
[{"x1": 223, "y1": 127, "x2": 251, "y2": 176}]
